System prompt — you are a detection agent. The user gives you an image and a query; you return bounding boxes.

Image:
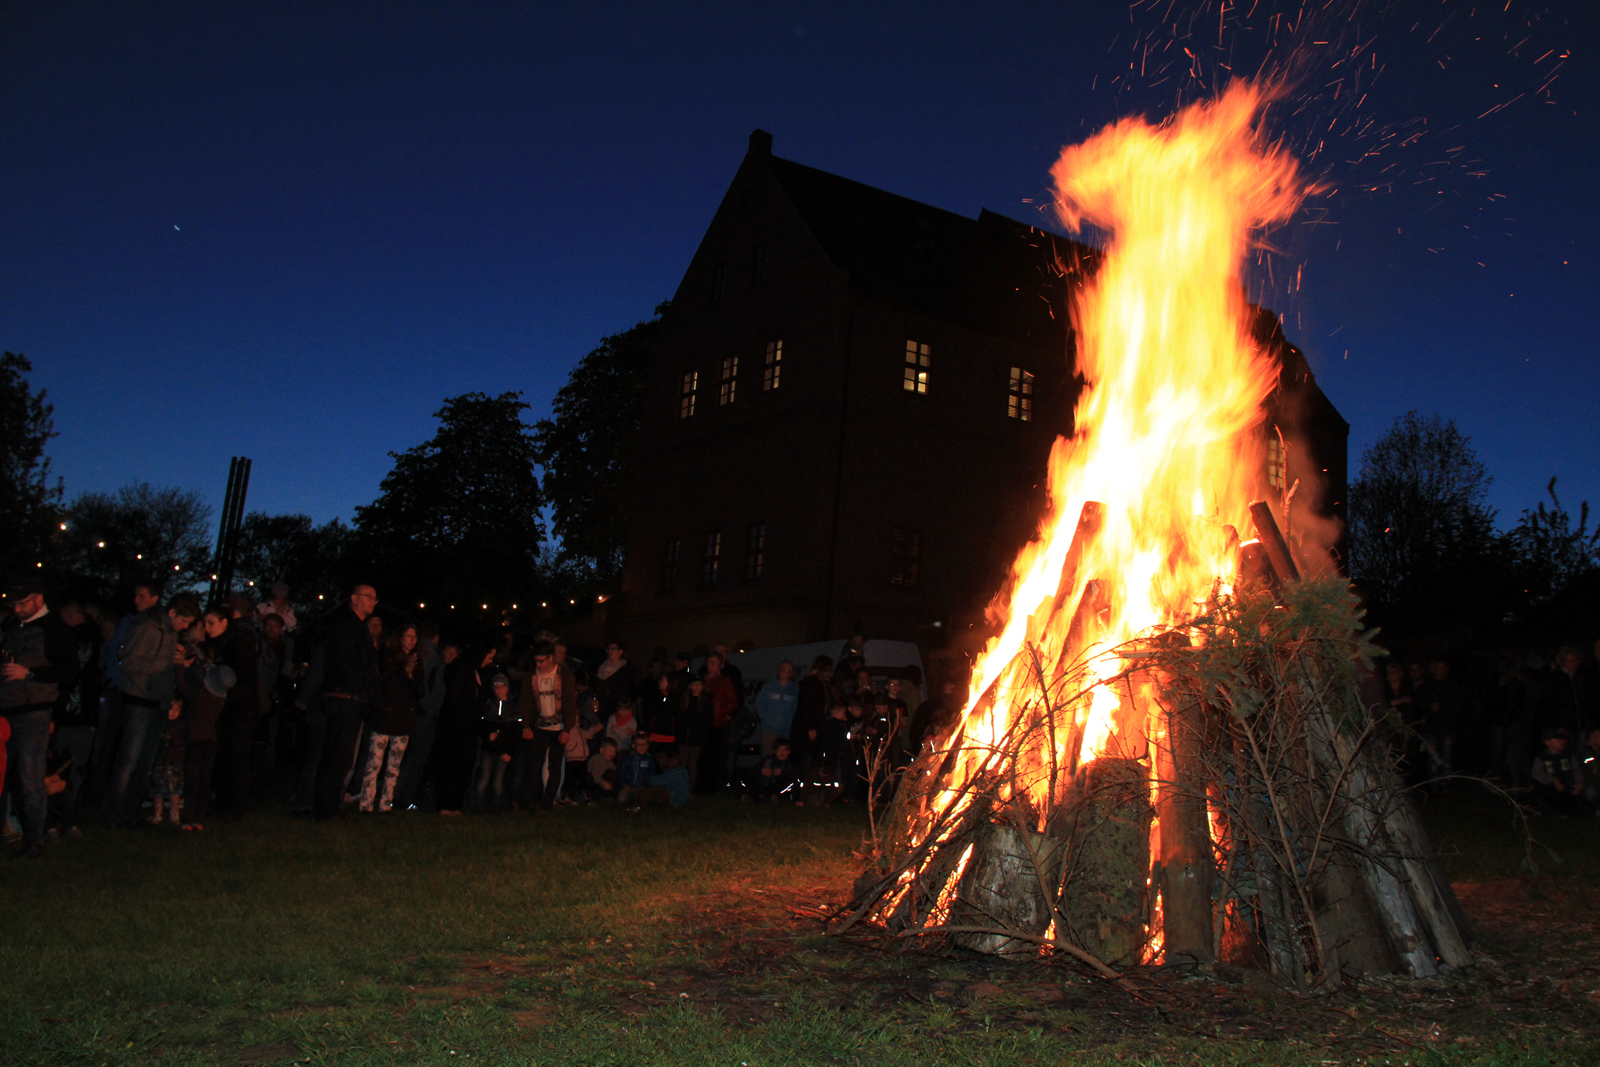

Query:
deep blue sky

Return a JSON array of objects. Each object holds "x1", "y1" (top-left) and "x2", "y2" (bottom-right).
[{"x1": 3, "y1": 1, "x2": 1594, "y2": 533}]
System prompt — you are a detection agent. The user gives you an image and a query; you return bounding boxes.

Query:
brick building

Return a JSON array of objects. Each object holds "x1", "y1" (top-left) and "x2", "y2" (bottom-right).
[{"x1": 608, "y1": 130, "x2": 1346, "y2": 659}]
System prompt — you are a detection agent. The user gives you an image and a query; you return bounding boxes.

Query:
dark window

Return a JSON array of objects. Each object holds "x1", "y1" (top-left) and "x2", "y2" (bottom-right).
[
  {"x1": 711, "y1": 263, "x2": 728, "y2": 302},
  {"x1": 763, "y1": 339, "x2": 783, "y2": 391},
  {"x1": 753, "y1": 244, "x2": 771, "y2": 284},
  {"x1": 702, "y1": 531, "x2": 722, "y2": 585},
  {"x1": 890, "y1": 526, "x2": 920, "y2": 587},
  {"x1": 903, "y1": 340, "x2": 930, "y2": 394},
  {"x1": 1007, "y1": 366, "x2": 1035, "y2": 421},
  {"x1": 747, "y1": 522, "x2": 766, "y2": 580},
  {"x1": 661, "y1": 539, "x2": 680, "y2": 592},
  {"x1": 679, "y1": 371, "x2": 698, "y2": 418},
  {"x1": 718, "y1": 357, "x2": 738, "y2": 406}
]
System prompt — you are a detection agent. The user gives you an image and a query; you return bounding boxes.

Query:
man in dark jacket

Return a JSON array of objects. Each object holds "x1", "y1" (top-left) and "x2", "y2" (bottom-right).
[
  {"x1": 789, "y1": 655, "x2": 835, "y2": 779},
  {"x1": 312, "y1": 585, "x2": 382, "y2": 820},
  {"x1": 1539, "y1": 647, "x2": 1592, "y2": 740},
  {"x1": 105, "y1": 587, "x2": 199, "y2": 828},
  {"x1": 2, "y1": 577, "x2": 82, "y2": 856}
]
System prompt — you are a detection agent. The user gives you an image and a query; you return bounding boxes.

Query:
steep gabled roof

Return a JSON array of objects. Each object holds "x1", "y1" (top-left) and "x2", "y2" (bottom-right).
[{"x1": 765, "y1": 153, "x2": 1094, "y2": 344}]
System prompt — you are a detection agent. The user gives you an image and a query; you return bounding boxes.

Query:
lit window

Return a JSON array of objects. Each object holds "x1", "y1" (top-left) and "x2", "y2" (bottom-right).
[
  {"x1": 890, "y1": 527, "x2": 920, "y2": 587},
  {"x1": 661, "y1": 539, "x2": 679, "y2": 592},
  {"x1": 903, "y1": 340, "x2": 930, "y2": 394},
  {"x1": 719, "y1": 357, "x2": 738, "y2": 405},
  {"x1": 747, "y1": 522, "x2": 766, "y2": 580},
  {"x1": 753, "y1": 244, "x2": 770, "y2": 284},
  {"x1": 763, "y1": 339, "x2": 783, "y2": 391},
  {"x1": 711, "y1": 263, "x2": 728, "y2": 302},
  {"x1": 702, "y1": 531, "x2": 722, "y2": 585},
  {"x1": 1267, "y1": 434, "x2": 1286, "y2": 490},
  {"x1": 679, "y1": 371, "x2": 698, "y2": 418},
  {"x1": 1007, "y1": 366, "x2": 1034, "y2": 421}
]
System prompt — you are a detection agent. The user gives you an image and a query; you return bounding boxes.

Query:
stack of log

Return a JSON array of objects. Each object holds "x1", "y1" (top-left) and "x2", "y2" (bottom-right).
[{"x1": 843, "y1": 500, "x2": 1472, "y2": 990}]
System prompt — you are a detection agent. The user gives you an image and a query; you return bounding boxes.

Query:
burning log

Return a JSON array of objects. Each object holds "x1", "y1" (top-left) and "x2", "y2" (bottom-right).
[{"x1": 837, "y1": 85, "x2": 1471, "y2": 991}]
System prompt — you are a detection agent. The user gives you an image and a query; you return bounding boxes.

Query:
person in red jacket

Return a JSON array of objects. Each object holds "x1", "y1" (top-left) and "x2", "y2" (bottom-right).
[{"x1": 701, "y1": 652, "x2": 740, "y2": 792}]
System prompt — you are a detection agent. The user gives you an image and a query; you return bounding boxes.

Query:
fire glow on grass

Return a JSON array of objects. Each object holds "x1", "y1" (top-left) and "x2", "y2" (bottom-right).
[{"x1": 920, "y1": 83, "x2": 1306, "y2": 952}]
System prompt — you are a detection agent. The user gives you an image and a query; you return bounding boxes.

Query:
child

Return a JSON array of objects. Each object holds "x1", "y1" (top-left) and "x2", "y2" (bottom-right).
[
  {"x1": 562, "y1": 678, "x2": 603, "y2": 804},
  {"x1": 617, "y1": 732, "x2": 658, "y2": 805},
  {"x1": 606, "y1": 697, "x2": 640, "y2": 751},
  {"x1": 744, "y1": 739, "x2": 797, "y2": 803},
  {"x1": 803, "y1": 702, "x2": 852, "y2": 808},
  {"x1": 1532, "y1": 727, "x2": 1585, "y2": 816},
  {"x1": 149, "y1": 694, "x2": 186, "y2": 826},
  {"x1": 588, "y1": 737, "x2": 619, "y2": 800},
  {"x1": 627, "y1": 750, "x2": 690, "y2": 811},
  {"x1": 474, "y1": 675, "x2": 521, "y2": 812}
]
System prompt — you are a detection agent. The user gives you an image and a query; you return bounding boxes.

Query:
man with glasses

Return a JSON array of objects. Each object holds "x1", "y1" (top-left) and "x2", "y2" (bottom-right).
[
  {"x1": 518, "y1": 640, "x2": 575, "y2": 811},
  {"x1": 313, "y1": 584, "x2": 382, "y2": 820}
]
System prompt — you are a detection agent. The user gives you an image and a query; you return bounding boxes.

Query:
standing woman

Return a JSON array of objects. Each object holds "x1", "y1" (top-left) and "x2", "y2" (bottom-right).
[
  {"x1": 639, "y1": 673, "x2": 678, "y2": 752},
  {"x1": 360, "y1": 626, "x2": 422, "y2": 812},
  {"x1": 177, "y1": 618, "x2": 232, "y2": 831},
  {"x1": 432, "y1": 642, "x2": 483, "y2": 816},
  {"x1": 679, "y1": 677, "x2": 715, "y2": 793},
  {"x1": 211, "y1": 599, "x2": 262, "y2": 822}
]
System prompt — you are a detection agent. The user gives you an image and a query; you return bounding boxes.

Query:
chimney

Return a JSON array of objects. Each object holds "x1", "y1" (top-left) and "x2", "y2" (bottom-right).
[{"x1": 749, "y1": 129, "x2": 773, "y2": 156}]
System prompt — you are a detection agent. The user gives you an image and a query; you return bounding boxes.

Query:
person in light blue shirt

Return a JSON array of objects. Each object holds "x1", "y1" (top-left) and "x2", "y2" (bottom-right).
[{"x1": 753, "y1": 660, "x2": 799, "y2": 756}]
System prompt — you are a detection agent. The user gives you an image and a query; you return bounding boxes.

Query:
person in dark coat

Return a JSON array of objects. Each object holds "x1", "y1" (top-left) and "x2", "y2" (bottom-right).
[
  {"x1": 433, "y1": 642, "x2": 486, "y2": 816},
  {"x1": 358, "y1": 627, "x2": 422, "y2": 812},
  {"x1": 175, "y1": 624, "x2": 231, "y2": 830},
  {"x1": 209, "y1": 599, "x2": 262, "y2": 821},
  {"x1": 639, "y1": 672, "x2": 678, "y2": 750},
  {"x1": 2, "y1": 577, "x2": 83, "y2": 856},
  {"x1": 312, "y1": 585, "x2": 382, "y2": 820},
  {"x1": 592, "y1": 641, "x2": 638, "y2": 721},
  {"x1": 678, "y1": 677, "x2": 715, "y2": 792},
  {"x1": 789, "y1": 655, "x2": 835, "y2": 779}
]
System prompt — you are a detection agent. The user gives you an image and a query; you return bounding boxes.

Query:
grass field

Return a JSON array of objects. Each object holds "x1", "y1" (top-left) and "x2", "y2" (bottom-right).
[{"x1": 2, "y1": 788, "x2": 1596, "y2": 1066}]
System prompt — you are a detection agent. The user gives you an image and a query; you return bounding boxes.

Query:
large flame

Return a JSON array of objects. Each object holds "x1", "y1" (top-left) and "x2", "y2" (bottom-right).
[{"x1": 941, "y1": 82, "x2": 1302, "y2": 812}]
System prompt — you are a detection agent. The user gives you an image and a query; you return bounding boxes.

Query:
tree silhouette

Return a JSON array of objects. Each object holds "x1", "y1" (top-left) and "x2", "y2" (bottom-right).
[{"x1": 0, "y1": 352, "x2": 64, "y2": 579}]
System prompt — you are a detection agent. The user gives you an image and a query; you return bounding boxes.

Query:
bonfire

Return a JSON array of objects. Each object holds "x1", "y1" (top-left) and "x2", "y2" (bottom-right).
[{"x1": 840, "y1": 83, "x2": 1469, "y2": 991}]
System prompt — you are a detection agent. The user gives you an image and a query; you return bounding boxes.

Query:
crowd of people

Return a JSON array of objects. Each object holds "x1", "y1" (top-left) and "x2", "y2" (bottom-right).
[
  {"x1": 1374, "y1": 643, "x2": 1600, "y2": 817},
  {"x1": 0, "y1": 578, "x2": 964, "y2": 858},
  {"x1": 7, "y1": 573, "x2": 1596, "y2": 859}
]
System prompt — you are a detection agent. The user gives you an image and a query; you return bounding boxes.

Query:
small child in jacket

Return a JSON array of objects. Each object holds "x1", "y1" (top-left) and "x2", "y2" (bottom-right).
[
  {"x1": 605, "y1": 697, "x2": 640, "y2": 751},
  {"x1": 474, "y1": 675, "x2": 521, "y2": 811},
  {"x1": 1532, "y1": 727, "x2": 1585, "y2": 816},
  {"x1": 588, "y1": 737, "x2": 619, "y2": 801},
  {"x1": 149, "y1": 694, "x2": 186, "y2": 826},
  {"x1": 627, "y1": 751, "x2": 690, "y2": 810},
  {"x1": 744, "y1": 740, "x2": 797, "y2": 803},
  {"x1": 617, "y1": 732, "x2": 658, "y2": 805}
]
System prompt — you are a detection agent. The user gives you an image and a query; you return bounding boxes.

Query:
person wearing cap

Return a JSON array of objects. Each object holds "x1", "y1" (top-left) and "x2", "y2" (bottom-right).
[
  {"x1": 104, "y1": 586, "x2": 200, "y2": 828},
  {"x1": 2, "y1": 576, "x2": 82, "y2": 856}
]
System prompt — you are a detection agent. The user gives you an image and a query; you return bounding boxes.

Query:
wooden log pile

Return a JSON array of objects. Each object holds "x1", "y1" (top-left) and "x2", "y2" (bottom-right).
[{"x1": 844, "y1": 500, "x2": 1472, "y2": 991}]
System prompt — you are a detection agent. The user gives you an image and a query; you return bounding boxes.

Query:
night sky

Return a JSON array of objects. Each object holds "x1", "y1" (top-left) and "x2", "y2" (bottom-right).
[{"x1": 3, "y1": 2, "x2": 1594, "y2": 532}]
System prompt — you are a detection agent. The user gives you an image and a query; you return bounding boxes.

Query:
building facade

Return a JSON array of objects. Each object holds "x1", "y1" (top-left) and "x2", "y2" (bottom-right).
[{"x1": 609, "y1": 131, "x2": 1346, "y2": 660}]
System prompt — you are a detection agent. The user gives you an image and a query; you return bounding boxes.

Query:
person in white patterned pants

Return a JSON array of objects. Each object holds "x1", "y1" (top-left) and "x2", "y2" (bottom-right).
[{"x1": 358, "y1": 732, "x2": 409, "y2": 812}]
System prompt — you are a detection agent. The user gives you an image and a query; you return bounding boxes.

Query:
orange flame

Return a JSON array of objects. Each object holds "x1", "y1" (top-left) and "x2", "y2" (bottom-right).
[{"x1": 941, "y1": 82, "x2": 1302, "y2": 811}]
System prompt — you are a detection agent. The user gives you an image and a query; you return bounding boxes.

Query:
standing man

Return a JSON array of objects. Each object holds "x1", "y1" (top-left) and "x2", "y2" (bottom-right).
[
  {"x1": 701, "y1": 652, "x2": 741, "y2": 792},
  {"x1": 789, "y1": 655, "x2": 835, "y2": 781},
  {"x1": 312, "y1": 585, "x2": 382, "y2": 820},
  {"x1": 2, "y1": 577, "x2": 80, "y2": 857},
  {"x1": 519, "y1": 640, "x2": 575, "y2": 811},
  {"x1": 105, "y1": 587, "x2": 199, "y2": 828},
  {"x1": 88, "y1": 582, "x2": 156, "y2": 804}
]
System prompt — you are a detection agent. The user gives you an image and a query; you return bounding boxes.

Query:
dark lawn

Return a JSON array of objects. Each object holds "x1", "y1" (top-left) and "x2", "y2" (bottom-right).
[{"x1": 1, "y1": 787, "x2": 1596, "y2": 1066}]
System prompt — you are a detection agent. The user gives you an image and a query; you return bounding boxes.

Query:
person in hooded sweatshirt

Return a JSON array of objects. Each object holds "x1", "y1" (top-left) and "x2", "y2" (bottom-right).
[{"x1": 474, "y1": 674, "x2": 520, "y2": 811}]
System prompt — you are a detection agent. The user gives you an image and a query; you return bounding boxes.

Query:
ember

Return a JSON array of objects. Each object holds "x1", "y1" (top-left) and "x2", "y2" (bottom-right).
[{"x1": 842, "y1": 83, "x2": 1470, "y2": 991}]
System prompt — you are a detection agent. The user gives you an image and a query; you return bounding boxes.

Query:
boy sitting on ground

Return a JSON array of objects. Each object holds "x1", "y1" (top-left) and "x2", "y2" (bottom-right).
[
  {"x1": 744, "y1": 739, "x2": 797, "y2": 803},
  {"x1": 617, "y1": 731, "x2": 657, "y2": 805},
  {"x1": 588, "y1": 737, "x2": 619, "y2": 801},
  {"x1": 627, "y1": 750, "x2": 690, "y2": 811},
  {"x1": 1532, "y1": 727, "x2": 1585, "y2": 816}
]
